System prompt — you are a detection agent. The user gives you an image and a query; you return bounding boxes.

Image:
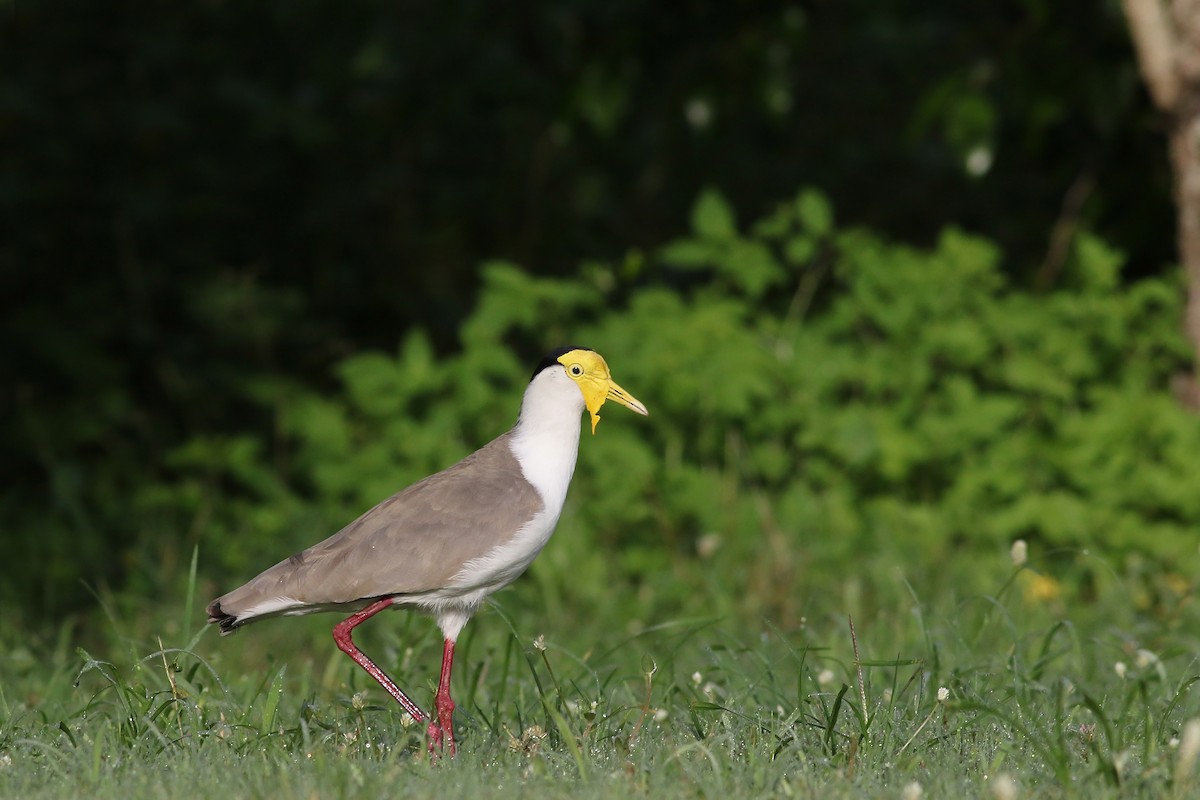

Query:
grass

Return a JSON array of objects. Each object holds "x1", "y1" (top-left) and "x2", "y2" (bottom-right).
[{"x1": 1, "y1": 547, "x2": 1198, "y2": 800}]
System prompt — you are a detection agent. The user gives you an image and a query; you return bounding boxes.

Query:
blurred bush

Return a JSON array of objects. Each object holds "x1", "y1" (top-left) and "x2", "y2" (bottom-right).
[
  {"x1": 3, "y1": 2, "x2": 1180, "y2": 627},
  {"x1": 19, "y1": 187, "x2": 1188, "y2": 629}
]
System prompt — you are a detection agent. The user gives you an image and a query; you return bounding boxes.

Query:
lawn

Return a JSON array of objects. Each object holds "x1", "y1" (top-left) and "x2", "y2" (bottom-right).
[{"x1": 2, "y1": 544, "x2": 1197, "y2": 799}]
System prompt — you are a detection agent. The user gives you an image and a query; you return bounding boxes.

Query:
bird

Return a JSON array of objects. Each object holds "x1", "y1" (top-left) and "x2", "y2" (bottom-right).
[{"x1": 206, "y1": 346, "x2": 648, "y2": 754}]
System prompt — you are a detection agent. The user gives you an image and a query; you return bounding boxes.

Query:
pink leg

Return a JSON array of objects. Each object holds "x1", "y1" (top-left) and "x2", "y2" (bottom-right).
[
  {"x1": 426, "y1": 638, "x2": 457, "y2": 755},
  {"x1": 332, "y1": 597, "x2": 427, "y2": 723}
]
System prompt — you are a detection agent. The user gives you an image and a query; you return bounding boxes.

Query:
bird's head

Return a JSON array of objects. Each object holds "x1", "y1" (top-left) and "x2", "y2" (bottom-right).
[{"x1": 535, "y1": 346, "x2": 648, "y2": 434}]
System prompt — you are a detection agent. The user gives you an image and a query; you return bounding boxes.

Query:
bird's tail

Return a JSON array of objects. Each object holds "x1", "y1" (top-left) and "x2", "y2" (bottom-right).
[{"x1": 206, "y1": 600, "x2": 243, "y2": 635}]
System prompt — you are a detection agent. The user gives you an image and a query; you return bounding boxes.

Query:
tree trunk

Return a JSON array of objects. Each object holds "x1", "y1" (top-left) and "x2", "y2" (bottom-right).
[
  {"x1": 1176, "y1": 112, "x2": 1200, "y2": 391},
  {"x1": 1124, "y1": 0, "x2": 1200, "y2": 406}
]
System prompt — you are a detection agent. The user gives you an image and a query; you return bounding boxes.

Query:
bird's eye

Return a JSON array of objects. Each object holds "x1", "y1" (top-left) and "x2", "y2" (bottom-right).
[{"x1": 568, "y1": 363, "x2": 584, "y2": 377}]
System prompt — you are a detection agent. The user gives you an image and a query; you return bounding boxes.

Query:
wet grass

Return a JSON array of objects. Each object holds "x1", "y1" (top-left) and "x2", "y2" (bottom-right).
[{"x1": 2, "y1": 552, "x2": 1198, "y2": 799}]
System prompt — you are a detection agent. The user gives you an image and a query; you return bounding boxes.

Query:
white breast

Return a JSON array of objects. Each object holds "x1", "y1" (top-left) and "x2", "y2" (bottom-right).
[{"x1": 445, "y1": 366, "x2": 584, "y2": 594}]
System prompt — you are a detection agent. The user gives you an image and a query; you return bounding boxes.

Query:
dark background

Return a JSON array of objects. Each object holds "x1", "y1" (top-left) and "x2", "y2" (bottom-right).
[{"x1": 1, "y1": 1, "x2": 1174, "y2": 621}]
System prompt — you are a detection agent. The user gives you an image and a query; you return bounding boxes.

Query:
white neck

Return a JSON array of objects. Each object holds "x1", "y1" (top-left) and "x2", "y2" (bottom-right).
[{"x1": 508, "y1": 367, "x2": 585, "y2": 512}]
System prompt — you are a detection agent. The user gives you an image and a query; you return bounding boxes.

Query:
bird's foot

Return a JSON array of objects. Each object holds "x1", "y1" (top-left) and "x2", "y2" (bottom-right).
[{"x1": 426, "y1": 721, "x2": 457, "y2": 758}]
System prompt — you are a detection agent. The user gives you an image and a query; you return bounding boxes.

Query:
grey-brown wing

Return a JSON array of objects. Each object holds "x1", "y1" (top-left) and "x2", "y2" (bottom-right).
[{"x1": 226, "y1": 433, "x2": 544, "y2": 609}]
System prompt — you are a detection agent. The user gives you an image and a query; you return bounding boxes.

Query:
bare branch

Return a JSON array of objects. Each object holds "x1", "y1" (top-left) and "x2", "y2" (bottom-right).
[
  {"x1": 1123, "y1": 0, "x2": 1181, "y2": 109},
  {"x1": 1172, "y1": 0, "x2": 1200, "y2": 85}
]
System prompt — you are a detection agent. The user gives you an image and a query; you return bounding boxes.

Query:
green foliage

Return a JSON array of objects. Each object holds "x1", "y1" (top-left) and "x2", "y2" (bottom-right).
[
  {"x1": 4, "y1": 179, "x2": 1199, "y2": 790},
  {"x1": 2, "y1": 0, "x2": 1178, "y2": 623},
  {"x1": 8, "y1": 185, "x2": 1196, "y2": 629},
  {"x1": 592, "y1": 190, "x2": 1194, "y2": 624}
]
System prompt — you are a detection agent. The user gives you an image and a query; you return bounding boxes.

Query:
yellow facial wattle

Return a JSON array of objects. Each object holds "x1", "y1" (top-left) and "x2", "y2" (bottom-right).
[{"x1": 556, "y1": 349, "x2": 648, "y2": 433}]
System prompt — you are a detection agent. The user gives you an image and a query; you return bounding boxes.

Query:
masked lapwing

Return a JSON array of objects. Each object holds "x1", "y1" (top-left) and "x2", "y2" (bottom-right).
[{"x1": 206, "y1": 346, "x2": 647, "y2": 754}]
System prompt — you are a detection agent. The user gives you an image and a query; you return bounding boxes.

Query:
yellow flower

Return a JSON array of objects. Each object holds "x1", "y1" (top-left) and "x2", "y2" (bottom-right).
[
  {"x1": 1165, "y1": 573, "x2": 1190, "y2": 597},
  {"x1": 1019, "y1": 570, "x2": 1062, "y2": 604}
]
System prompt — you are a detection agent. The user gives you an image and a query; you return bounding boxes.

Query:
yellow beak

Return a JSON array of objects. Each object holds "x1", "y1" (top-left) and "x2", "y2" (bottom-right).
[
  {"x1": 585, "y1": 378, "x2": 648, "y2": 434},
  {"x1": 606, "y1": 381, "x2": 648, "y2": 417}
]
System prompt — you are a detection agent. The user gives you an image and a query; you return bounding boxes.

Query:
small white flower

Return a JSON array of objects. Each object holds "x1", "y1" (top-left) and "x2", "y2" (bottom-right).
[
  {"x1": 695, "y1": 533, "x2": 722, "y2": 559},
  {"x1": 817, "y1": 669, "x2": 835, "y2": 687},
  {"x1": 1177, "y1": 718, "x2": 1200, "y2": 783},
  {"x1": 692, "y1": 671, "x2": 703, "y2": 686},
  {"x1": 1115, "y1": 662, "x2": 1127, "y2": 679},
  {"x1": 882, "y1": 689, "x2": 893, "y2": 704},
  {"x1": 532, "y1": 634, "x2": 546, "y2": 652},
  {"x1": 966, "y1": 145, "x2": 994, "y2": 178},
  {"x1": 1135, "y1": 649, "x2": 1157, "y2": 669},
  {"x1": 990, "y1": 772, "x2": 1017, "y2": 800},
  {"x1": 1010, "y1": 539, "x2": 1027, "y2": 567},
  {"x1": 902, "y1": 781, "x2": 924, "y2": 800},
  {"x1": 684, "y1": 98, "x2": 713, "y2": 129},
  {"x1": 653, "y1": 708, "x2": 669, "y2": 723},
  {"x1": 937, "y1": 687, "x2": 950, "y2": 703}
]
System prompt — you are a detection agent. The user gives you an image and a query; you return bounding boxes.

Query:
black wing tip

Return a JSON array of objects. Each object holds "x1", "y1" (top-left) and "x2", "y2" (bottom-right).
[{"x1": 206, "y1": 600, "x2": 242, "y2": 635}]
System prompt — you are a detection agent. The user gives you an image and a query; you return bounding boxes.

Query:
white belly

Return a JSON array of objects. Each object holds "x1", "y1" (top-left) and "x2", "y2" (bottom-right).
[{"x1": 447, "y1": 506, "x2": 562, "y2": 593}]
